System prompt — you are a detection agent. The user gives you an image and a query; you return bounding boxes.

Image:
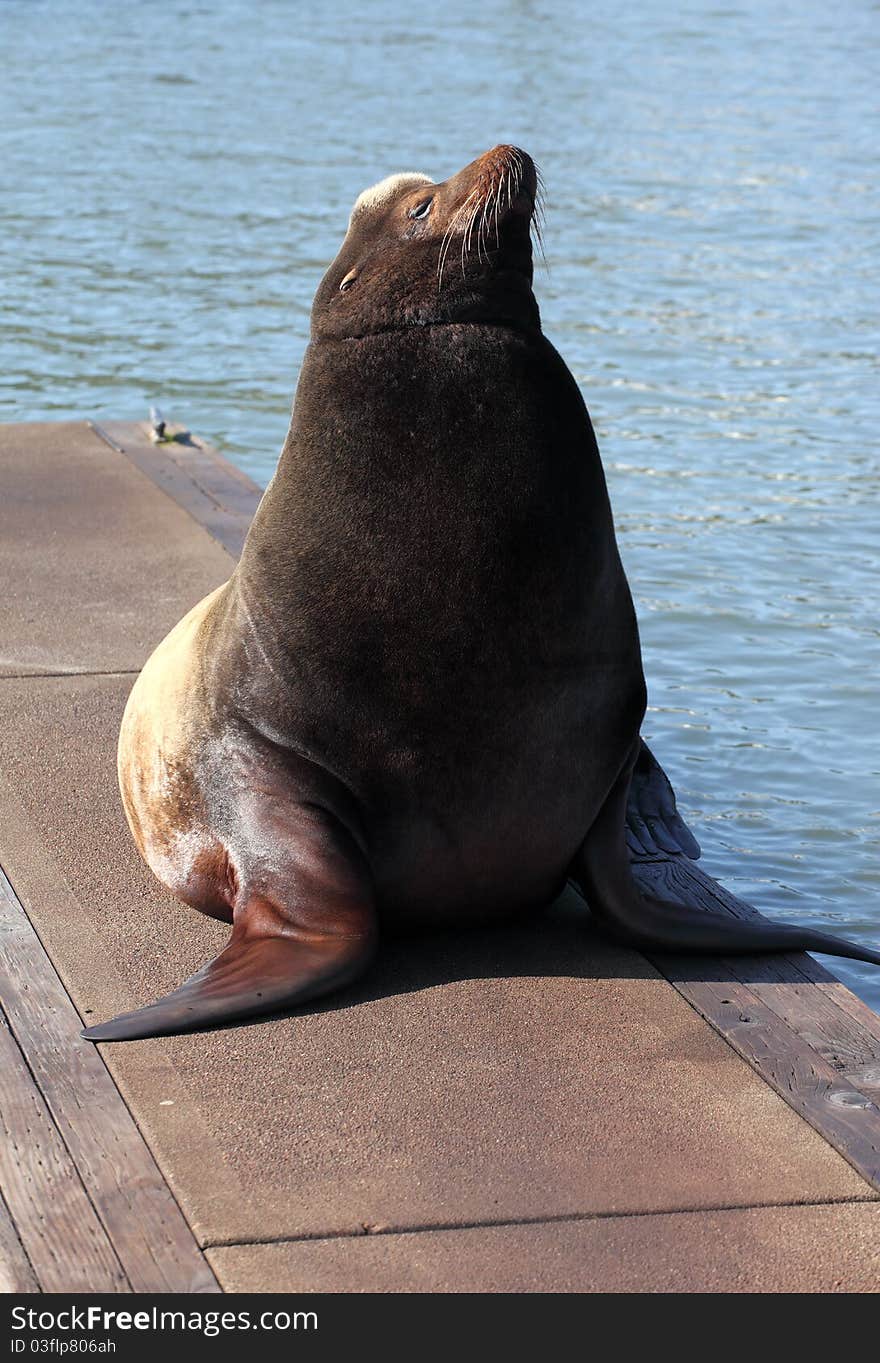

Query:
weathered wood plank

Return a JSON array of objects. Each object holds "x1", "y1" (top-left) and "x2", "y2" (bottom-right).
[
  {"x1": 0, "y1": 1007, "x2": 128, "y2": 1293},
  {"x1": 0, "y1": 866, "x2": 220, "y2": 1293},
  {"x1": 631, "y1": 856, "x2": 880, "y2": 1082},
  {"x1": 0, "y1": 1187, "x2": 39, "y2": 1293},
  {"x1": 635, "y1": 855, "x2": 880, "y2": 1046},
  {"x1": 153, "y1": 427, "x2": 263, "y2": 521},
  {"x1": 91, "y1": 420, "x2": 258, "y2": 559},
  {"x1": 714, "y1": 953, "x2": 880, "y2": 1101},
  {"x1": 811, "y1": 973, "x2": 880, "y2": 1049},
  {"x1": 663, "y1": 964, "x2": 880, "y2": 1187}
]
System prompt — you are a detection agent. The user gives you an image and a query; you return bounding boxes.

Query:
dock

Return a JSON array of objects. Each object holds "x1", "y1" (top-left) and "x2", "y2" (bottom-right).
[{"x1": 1, "y1": 418, "x2": 879, "y2": 1293}]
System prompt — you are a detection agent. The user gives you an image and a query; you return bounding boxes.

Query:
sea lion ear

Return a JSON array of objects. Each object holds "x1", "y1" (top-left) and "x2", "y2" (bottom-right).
[{"x1": 349, "y1": 172, "x2": 434, "y2": 226}]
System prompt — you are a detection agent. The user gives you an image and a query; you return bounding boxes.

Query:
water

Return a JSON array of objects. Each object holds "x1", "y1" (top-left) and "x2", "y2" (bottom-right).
[{"x1": 2, "y1": 1, "x2": 878, "y2": 1005}]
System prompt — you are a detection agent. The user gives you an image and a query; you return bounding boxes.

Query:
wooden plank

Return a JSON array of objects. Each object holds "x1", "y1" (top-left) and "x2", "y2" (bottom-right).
[
  {"x1": 664, "y1": 965, "x2": 880, "y2": 1186},
  {"x1": 156, "y1": 428, "x2": 264, "y2": 520},
  {"x1": 0, "y1": 1188, "x2": 39, "y2": 1293},
  {"x1": 811, "y1": 972, "x2": 880, "y2": 1048},
  {"x1": 0, "y1": 1007, "x2": 128, "y2": 1293},
  {"x1": 714, "y1": 954, "x2": 880, "y2": 1101},
  {"x1": 636, "y1": 859, "x2": 880, "y2": 1049},
  {"x1": 91, "y1": 420, "x2": 260, "y2": 560},
  {"x1": 0, "y1": 866, "x2": 220, "y2": 1293}
]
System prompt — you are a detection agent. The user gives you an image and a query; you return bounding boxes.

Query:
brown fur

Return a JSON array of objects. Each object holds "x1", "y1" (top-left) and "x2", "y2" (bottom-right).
[{"x1": 86, "y1": 146, "x2": 879, "y2": 1044}]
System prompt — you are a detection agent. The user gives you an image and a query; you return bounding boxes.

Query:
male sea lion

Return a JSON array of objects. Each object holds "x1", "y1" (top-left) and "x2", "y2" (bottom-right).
[{"x1": 84, "y1": 145, "x2": 879, "y2": 1042}]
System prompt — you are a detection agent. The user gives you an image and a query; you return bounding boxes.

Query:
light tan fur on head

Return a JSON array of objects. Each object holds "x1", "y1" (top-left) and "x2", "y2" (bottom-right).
[{"x1": 349, "y1": 172, "x2": 434, "y2": 225}]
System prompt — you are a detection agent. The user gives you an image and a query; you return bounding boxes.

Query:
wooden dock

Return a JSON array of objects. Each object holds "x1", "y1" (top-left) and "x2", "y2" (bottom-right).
[{"x1": 1, "y1": 418, "x2": 879, "y2": 1293}]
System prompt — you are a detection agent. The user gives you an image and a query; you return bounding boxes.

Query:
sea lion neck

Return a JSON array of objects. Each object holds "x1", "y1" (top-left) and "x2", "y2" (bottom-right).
[{"x1": 311, "y1": 306, "x2": 542, "y2": 346}]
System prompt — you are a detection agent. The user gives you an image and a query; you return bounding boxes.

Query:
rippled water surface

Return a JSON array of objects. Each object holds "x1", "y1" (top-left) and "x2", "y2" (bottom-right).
[{"x1": 2, "y1": 1, "x2": 878, "y2": 1004}]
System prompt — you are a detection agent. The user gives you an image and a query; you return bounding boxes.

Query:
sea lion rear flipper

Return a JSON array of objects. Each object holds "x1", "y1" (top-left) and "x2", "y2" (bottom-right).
[
  {"x1": 83, "y1": 809, "x2": 377, "y2": 1042},
  {"x1": 626, "y1": 740, "x2": 701, "y2": 861},
  {"x1": 575, "y1": 747, "x2": 880, "y2": 968},
  {"x1": 81, "y1": 928, "x2": 374, "y2": 1042}
]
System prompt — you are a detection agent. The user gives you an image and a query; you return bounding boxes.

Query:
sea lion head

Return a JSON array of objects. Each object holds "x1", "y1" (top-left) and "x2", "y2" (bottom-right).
[{"x1": 311, "y1": 145, "x2": 542, "y2": 341}]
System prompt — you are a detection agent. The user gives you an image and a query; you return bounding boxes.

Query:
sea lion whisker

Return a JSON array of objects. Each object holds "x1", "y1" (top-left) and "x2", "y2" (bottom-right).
[
  {"x1": 467, "y1": 195, "x2": 478, "y2": 263},
  {"x1": 438, "y1": 205, "x2": 462, "y2": 277},
  {"x1": 493, "y1": 171, "x2": 504, "y2": 247},
  {"x1": 533, "y1": 219, "x2": 548, "y2": 273},
  {"x1": 437, "y1": 226, "x2": 456, "y2": 291},
  {"x1": 484, "y1": 178, "x2": 498, "y2": 258},
  {"x1": 445, "y1": 192, "x2": 478, "y2": 251},
  {"x1": 460, "y1": 209, "x2": 471, "y2": 276},
  {"x1": 475, "y1": 190, "x2": 484, "y2": 262},
  {"x1": 530, "y1": 166, "x2": 548, "y2": 270},
  {"x1": 478, "y1": 193, "x2": 490, "y2": 264},
  {"x1": 437, "y1": 221, "x2": 457, "y2": 290},
  {"x1": 534, "y1": 170, "x2": 547, "y2": 219},
  {"x1": 458, "y1": 207, "x2": 471, "y2": 279},
  {"x1": 438, "y1": 196, "x2": 469, "y2": 266},
  {"x1": 437, "y1": 189, "x2": 478, "y2": 290},
  {"x1": 466, "y1": 196, "x2": 480, "y2": 255},
  {"x1": 473, "y1": 201, "x2": 485, "y2": 264},
  {"x1": 462, "y1": 197, "x2": 480, "y2": 273},
  {"x1": 509, "y1": 147, "x2": 524, "y2": 199}
]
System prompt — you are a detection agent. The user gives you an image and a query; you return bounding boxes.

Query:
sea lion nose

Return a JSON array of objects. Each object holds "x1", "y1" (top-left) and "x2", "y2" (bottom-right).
[
  {"x1": 480, "y1": 143, "x2": 529, "y2": 166},
  {"x1": 476, "y1": 145, "x2": 537, "y2": 204}
]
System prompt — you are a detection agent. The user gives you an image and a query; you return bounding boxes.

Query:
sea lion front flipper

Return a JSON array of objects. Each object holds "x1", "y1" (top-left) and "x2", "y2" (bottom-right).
[
  {"x1": 83, "y1": 809, "x2": 377, "y2": 1042},
  {"x1": 574, "y1": 746, "x2": 880, "y2": 968},
  {"x1": 626, "y1": 740, "x2": 701, "y2": 861}
]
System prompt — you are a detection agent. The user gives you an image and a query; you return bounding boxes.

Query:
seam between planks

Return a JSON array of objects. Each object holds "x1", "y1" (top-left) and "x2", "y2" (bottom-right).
[
  {"x1": 201, "y1": 1193, "x2": 880, "y2": 1251},
  {"x1": 0, "y1": 1179, "x2": 40, "y2": 1293}
]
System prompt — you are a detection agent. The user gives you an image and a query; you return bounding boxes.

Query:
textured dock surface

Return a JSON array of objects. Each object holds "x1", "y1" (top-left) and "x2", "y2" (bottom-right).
[{"x1": 1, "y1": 418, "x2": 878, "y2": 1293}]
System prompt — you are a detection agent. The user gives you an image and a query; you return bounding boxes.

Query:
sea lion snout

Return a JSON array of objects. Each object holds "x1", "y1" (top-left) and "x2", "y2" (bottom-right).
[
  {"x1": 446, "y1": 144, "x2": 539, "y2": 224},
  {"x1": 475, "y1": 144, "x2": 538, "y2": 209}
]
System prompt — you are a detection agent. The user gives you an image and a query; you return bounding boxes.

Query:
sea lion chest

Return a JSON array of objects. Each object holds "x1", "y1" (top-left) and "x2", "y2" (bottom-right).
[{"x1": 216, "y1": 325, "x2": 643, "y2": 908}]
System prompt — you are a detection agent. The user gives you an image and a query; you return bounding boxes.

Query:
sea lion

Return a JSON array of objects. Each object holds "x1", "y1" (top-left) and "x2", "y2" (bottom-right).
[{"x1": 84, "y1": 145, "x2": 880, "y2": 1042}]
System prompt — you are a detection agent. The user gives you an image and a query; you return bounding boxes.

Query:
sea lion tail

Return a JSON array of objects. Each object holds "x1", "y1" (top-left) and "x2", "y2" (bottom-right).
[{"x1": 574, "y1": 751, "x2": 880, "y2": 968}]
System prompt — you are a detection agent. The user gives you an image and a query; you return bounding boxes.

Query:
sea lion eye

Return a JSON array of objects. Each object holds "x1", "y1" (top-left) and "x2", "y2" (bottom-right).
[{"x1": 408, "y1": 198, "x2": 433, "y2": 220}]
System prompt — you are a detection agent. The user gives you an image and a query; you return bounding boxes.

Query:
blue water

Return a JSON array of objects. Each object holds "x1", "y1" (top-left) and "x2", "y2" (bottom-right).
[{"x1": 2, "y1": 1, "x2": 878, "y2": 1005}]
